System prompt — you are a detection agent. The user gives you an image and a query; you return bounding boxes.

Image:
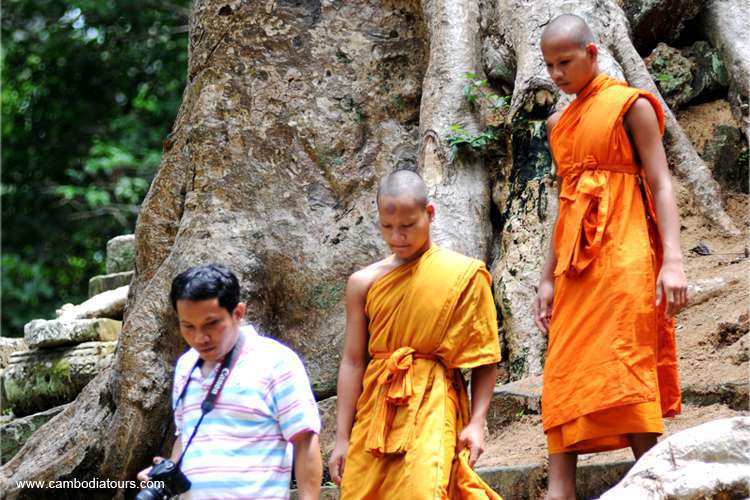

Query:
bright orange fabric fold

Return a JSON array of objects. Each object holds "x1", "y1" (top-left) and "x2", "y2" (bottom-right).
[
  {"x1": 543, "y1": 74, "x2": 681, "y2": 453},
  {"x1": 340, "y1": 245, "x2": 502, "y2": 499}
]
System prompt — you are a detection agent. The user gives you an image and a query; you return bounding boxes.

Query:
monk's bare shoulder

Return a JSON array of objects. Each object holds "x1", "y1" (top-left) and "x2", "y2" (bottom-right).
[
  {"x1": 546, "y1": 111, "x2": 562, "y2": 134},
  {"x1": 347, "y1": 257, "x2": 399, "y2": 302}
]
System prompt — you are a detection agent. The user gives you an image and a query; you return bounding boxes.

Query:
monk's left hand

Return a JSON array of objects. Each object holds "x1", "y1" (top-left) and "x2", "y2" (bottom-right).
[
  {"x1": 656, "y1": 260, "x2": 688, "y2": 318},
  {"x1": 457, "y1": 422, "x2": 485, "y2": 468}
]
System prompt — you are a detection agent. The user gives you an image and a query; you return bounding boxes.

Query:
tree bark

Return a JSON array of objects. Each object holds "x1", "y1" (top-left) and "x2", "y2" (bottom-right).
[
  {"x1": 418, "y1": 0, "x2": 493, "y2": 260},
  {"x1": 700, "y1": 0, "x2": 750, "y2": 143}
]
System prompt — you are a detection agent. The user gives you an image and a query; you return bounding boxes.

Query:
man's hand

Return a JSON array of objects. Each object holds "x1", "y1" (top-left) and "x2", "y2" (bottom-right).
[
  {"x1": 533, "y1": 278, "x2": 555, "y2": 333},
  {"x1": 456, "y1": 422, "x2": 485, "y2": 468},
  {"x1": 328, "y1": 438, "x2": 349, "y2": 486},
  {"x1": 656, "y1": 260, "x2": 687, "y2": 318},
  {"x1": 136, "y1": 456, "x2": 165, "y2": 485}
]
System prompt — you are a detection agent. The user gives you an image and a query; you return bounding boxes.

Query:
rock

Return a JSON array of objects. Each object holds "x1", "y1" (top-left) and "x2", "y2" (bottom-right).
[
  {"x1": 687, "y1": 276, "x2": 739, "y2": 307},
  {"x1": 683, "y1": 41, "x2": 729, "y2": 100},
  {"x1": 601, "y1": 417, "x2": 750, "y2": 499},
  {"x1": 24, "y1": 319, "x2": 121, "y2": 349},
  {"x1": 681, "y1": 381, "x2": 748, "y2": 411},
  {"x1": 645, "y1": 43, "x2": 696, "y2": 108},
  {"x1": 106, "y1": 234, "x2": 136, "y2": 274},
  {"x1": 3, "y1": 341, "x2": 116, "y2": 416},
  {"x1": 703, "y1": 124, "x2": 748, "y2": 193},
  {"x1": 711, "y1": 313, "x2": 749, "y2": 348},
  {"x1": 317, "y1": 396, "x2": 337, "y2": 480},
  {"x1": 645, "y1": 40, "x2": 730, "y2": 110},
  {"x1": 0, "y1": 405, "x2": 69, "y2": 465},
  {"x1": 0, "y1": 338, "x2": 26, "y2": 370},
  {"x1": 622, "y1": 0, "x2": 705, "y2": 53},
  {"x1": 88, "y1": 271, "x2": 133, "y2": 298},
  {"x1": 486, "y1": 376, "x2": 542, "y2": 435},
  {"x1": 727, "y1": 334, "x2": 749, "y2": 365},
  {"x1": 56, "y1": 286, "x2": 129, "y2": 321}
]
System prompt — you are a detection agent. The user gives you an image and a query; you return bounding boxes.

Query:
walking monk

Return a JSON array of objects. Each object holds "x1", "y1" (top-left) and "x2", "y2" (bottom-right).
[
  {"x1": 534, "y1": 14, "x2": 688, "y2": 500},
  {"x1": 329, "y1": 170, "x2": 502, "y2": 499}
]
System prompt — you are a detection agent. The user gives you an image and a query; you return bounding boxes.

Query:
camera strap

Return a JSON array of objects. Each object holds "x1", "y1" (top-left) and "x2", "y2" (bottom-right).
[{"x1": 170, "y1": 331, "x2": 245, "y2": 467}]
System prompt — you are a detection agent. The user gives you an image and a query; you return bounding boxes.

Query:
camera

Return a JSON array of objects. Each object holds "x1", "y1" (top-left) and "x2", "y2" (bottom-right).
[{"x1": 135, "y1": 459, "x2": 191, "y2": 500}]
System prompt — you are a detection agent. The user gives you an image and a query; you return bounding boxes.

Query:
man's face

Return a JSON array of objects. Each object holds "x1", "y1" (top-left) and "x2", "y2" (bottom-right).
[
  {"x1": 541, "y1": 35, "x2": 597, "y2": 95},
  {"x1": 176, "y1": 298, "x2": 245, "y2": 362},
  {"x1": 377, "y1": 194, "x2": 434, "y2": 261}
]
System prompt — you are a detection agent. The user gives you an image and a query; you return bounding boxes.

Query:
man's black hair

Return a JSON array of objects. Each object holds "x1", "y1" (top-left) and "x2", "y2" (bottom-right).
[{"x1": 170, "y1": 264, "x2": 240, "y2": 314}]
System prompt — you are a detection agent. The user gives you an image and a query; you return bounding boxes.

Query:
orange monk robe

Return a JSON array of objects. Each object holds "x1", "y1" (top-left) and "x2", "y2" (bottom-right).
[
  {"x1": 340, "y1": 245, "x2": 502, "y2": 500},
  {"x1": 543, "y1": 73, "x2": 681, "y2": 454}
]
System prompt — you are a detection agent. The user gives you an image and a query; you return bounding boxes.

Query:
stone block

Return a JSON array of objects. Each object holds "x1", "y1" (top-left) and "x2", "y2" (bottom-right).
[
  {"x1": 56, "y1": 286, "x2": 129, "y2": 321},
  {"x1": 3, "y1": 341, "x2": 116, "y2": 416},
  {"x1": 0, "y1": 337, "x2": 26, "y2": 369},
  {"x1": 486, "y1": 376, "x2": 542, "y2": 435},
  {"x1": 88, "y1": 271, "x2": 133, "y2": 298},
  {"x1": 0, "y1": 404, "x2": 69, "y2": 464},
  {"x1": 24, "y1": 318, "x2": 121, "y2": 349},
  {"x1": 106, "y1": 234, "x2": 136, "y2": 274}
]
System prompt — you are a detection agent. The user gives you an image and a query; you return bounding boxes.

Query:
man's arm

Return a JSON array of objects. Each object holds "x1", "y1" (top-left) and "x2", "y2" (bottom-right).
[
  {"x1": 292, "y1": 431, "x2": 322, "y2": 500},
  {"x1": 457, "y1": 363, "x2": 498, "y2": 467},
  {"x1": 625, "y1": 97, "x2": 687, "y2": 318},
  {"x1": 328, "y1": 272, "x2": 370, "y2": 485}
]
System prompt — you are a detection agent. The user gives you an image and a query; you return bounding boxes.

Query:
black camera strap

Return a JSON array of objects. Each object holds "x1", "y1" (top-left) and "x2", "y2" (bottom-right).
[{"x1": 169, "y1": 332, "x2": 245, "y2": 468}]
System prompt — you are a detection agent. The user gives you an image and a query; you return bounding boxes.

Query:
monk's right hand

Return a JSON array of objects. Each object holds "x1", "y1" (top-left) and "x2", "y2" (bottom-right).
[
  {"x1": 136, "y1": 456, "x2": 165, "y2": 484},
  {"x1": 328, "y1": 440, "x2": 348, "y2": 486},
  {"x1": 534, "y1": 279, "x2": 555, "y2": 334}
]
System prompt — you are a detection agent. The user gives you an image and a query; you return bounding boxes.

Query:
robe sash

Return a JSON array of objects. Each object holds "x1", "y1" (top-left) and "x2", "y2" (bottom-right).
[{"x1": 554, "y1": 155, "x2": 638, "y2": 278}]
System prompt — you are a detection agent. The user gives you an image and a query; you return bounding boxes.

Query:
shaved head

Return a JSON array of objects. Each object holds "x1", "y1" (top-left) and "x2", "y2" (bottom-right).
[
  {"x1": 377, "y1": 169, "x2": 428, "y2": 207},
  {"x1": 541, "y1": 14, "x2": 594, "y2": 48}
]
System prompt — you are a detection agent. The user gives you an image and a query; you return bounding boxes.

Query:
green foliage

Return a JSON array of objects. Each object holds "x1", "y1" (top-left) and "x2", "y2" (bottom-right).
[
  {"x1": 1, "y1": 0, "x2": 189, "y2": 336},
  {"x1": 445, "y1": 124, "x2": 499, "y2": 163},
  {"x1": 445, "y1": 73, "x2": 509, "y2": 162},
  {"x1": 656, "y1": 72, "x2": 673, "y2": 83}
]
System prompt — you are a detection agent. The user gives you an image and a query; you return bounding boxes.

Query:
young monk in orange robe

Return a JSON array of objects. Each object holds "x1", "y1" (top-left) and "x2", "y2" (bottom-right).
[
  {"x1": 534, "y1": 14, "x2": 688, "y2": 500},
  {"x1": 329, "y1": 170, "x2": 502, "y2": 499}
]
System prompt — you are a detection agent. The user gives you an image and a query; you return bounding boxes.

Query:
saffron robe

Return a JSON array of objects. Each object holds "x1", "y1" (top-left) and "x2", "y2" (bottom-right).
[
  {"x1": 340, "y1": 245, "x2": 502, "y2": 499},
  {"x1": 543, "y1": 74, "x2": 682, "y2": 454}
]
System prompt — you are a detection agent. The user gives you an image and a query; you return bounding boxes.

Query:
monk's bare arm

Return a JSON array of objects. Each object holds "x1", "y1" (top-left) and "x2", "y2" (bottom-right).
[
  {"x1": 328, "y1": 271, "x2": 371, "y2": 485},
  {"x1": 456, "y1": 363, "x2": 497, "y2": 467},
  {"x1": 625, "y1": 97, "x2": 687, "y2": 317},
  {"x1": 534, "y1": 112, "x2": 562, "y2": 333}
]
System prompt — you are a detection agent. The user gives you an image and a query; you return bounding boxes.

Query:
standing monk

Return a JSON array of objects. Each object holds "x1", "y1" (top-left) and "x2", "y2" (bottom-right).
[
  {"x1": 328, "y1": 170, "x2": 503, "y2": 499},
  {"x1": 534, "y1": 14, "x2": 688, "y2": 500}
]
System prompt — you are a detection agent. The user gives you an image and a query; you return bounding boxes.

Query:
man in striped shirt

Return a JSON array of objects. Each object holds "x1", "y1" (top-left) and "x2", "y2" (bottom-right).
[{"x1": 138, "y1": 264, "x2": 322, "y2": 499}]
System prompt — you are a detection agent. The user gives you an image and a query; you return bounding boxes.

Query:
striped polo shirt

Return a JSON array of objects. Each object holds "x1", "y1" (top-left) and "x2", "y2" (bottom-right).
[{"x1": 172, "y1": 324, "x2": 321, "y2": 499}]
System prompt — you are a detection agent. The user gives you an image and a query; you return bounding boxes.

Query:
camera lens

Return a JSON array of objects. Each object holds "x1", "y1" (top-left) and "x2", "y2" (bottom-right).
[{"x1": 135, "y1": 487, "x2": 168, "y2": 500}]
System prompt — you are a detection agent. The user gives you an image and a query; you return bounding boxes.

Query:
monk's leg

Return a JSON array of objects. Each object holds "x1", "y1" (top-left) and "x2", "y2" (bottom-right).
[
  {"x1": 546, "y1": 452, "x2": 577, "y2": 500},
  {"x1": 627, "y1": 432, "x2": 658, "y2": 460}
]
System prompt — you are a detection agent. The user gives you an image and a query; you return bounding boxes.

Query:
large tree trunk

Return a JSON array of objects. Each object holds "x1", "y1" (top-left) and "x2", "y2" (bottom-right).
[
  {"x1": 418, "y1": 0, "x2": 493, "y2": 260},
  {"x1": 1, "y1": 1, "x2": 428, "y2": 496},
  {"x1": 1, "y1": 0, "x2": 741, "y2": 494},
  {"x1": 700, "y1": 0, "x2": 750, "y2": 143}
]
